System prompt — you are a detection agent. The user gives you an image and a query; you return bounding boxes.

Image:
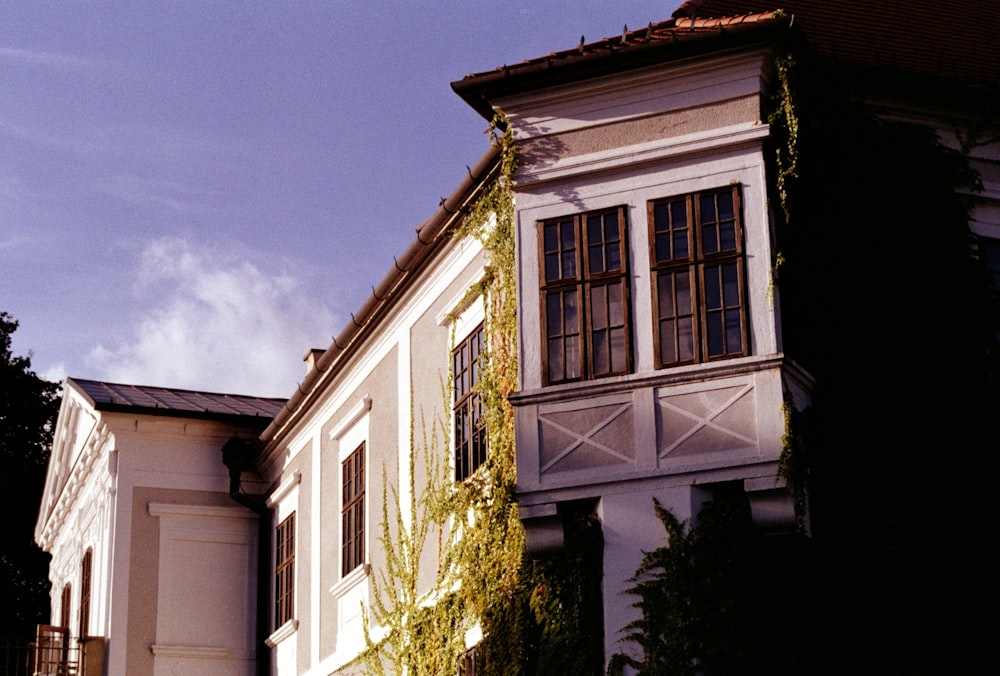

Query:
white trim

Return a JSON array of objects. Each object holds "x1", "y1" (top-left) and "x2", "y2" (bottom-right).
[
  {"x1": 328, "y1": 562, "x2": 371, "y2": 597},
  {"x1": 517, "y1": 123, "x2": 770, "y2": 187},
  {"x1": 265, "y1": 619, "x2": 299, "y2": 647},
  {"x1": 328, "y1": 396, "x2": 372, "y2": 440},
  {"x1": 147, "y1": 503, "x2": 252, "y2": 520},
  {"x1": 266, "y1": 471, "x2": 302, "y2": 508},
  {"x1": 150, "y1": 645, "x2": 229, "y2": 659},
  {"x1": 435, "y1": 265, "x2": 487, "y2": 326}
]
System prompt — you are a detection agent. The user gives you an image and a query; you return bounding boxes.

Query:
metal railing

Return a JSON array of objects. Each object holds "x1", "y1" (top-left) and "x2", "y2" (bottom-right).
[{"x1": 0, "y1": 627, "x2": 103, "y2": 676}]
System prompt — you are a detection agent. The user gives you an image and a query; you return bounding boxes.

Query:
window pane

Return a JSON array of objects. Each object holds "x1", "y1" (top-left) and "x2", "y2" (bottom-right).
[
  {"x1": 671, "y1": 200, "x2": 687, "y2": 228},
  {"x1": 606, "y1": 240, "x2": 621, "y2": 272},
  {"x1": 722, "y1": 263, "x2": 739, "y2": 306},
  {"x1": 591, "y1": 286, "x2": 607, "y2": 329},
  {"x1": 564, "y1": 291, "x2": 579, "y2": 334},
  {"x1": 544, "y1": 222, "x2": 558, "y2": 251},
  {"x1": 546, "y1": 294, "x2": 562, "y2": 334},
  {"x1": 676, "y1": 270, "x2": 692, "y2": 312},
  {"x1": 702, "y1": 222, "x2": 718, "y2": 255},
  {"x1": 548, "y1": 338, "x2": 564, "y2": 382},
  {"x1": 657, "y1": 274, "x2": 675, "y2": 317},
  {"x1": 674, "y1": 230, "x2": 689, "y2": 260},
  {"x1": 660, "y1": 318, "x2": 677, "y2": 364},
  {"x1": 700, "y1": 194, "x2": 716, "y2": 222},
  {"x1": 561, "y1": 221, "x2": 575, "y2": 249},
  {"x1": 705, "y1": 266, "x2": 721, "y2": 309},
  {"x1": 545, "y1": 253, "x2": 560, "y2": 282},
  {"x1": 565, "y1": 336, "x2": 581, "y2": 379},
  {"x1": 720, "y1": 219, "x2": 737, "y2": 251},
  {"x1": 593, "y1": 328, "x2": 609, "y2": 375},
  {"x1": 718, "y1": 191, "x2": 733, "y2": 220},
  {"x1": 679, "y1": 317, "x2": 695, "y2": 361},
  {"x1": 561, "y1": 251, "x2": 576, "y2": 278},
  {"x1": 608, "y1": 282, "x2": 623, "y2": 324},
  {"x1": 610, "y1": 327, "x2": 626, "y2": 372},
  {"x1": 707, "y1": 312, "x2": 723, "y2": 356},
  {"x1": 725, "y1": 309, "x2": 743, "y2": 354},
  {"x1": 605, "y1": 213, "x2": 622, "y2": 271}
]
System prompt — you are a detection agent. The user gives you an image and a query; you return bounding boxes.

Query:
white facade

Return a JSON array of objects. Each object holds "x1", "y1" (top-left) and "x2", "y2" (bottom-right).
[
  {"x1": 496, "y1": 49, "x2": 804, "y2": 663},
  {"x1": 35, "y1": 380, "x2": 278, "y2": 676}
]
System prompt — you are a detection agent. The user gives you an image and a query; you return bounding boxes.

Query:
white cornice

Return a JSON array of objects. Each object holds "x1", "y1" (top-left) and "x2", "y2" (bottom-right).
[
  {"x1": 150, "y1": 645, "x2": 230, "y2": 659},
  {"x1": 147, "y1": 503, "x2": 254, "y2": 520},
  {"x1": 265, "y1": 471, "x2": 302, "y2": 508},
  {"x1": 327, "y1": 397, "x2": 372, "y2": 440},
  {"x1": 516, "y1": 122, "x2": 770, "y2": 188}
]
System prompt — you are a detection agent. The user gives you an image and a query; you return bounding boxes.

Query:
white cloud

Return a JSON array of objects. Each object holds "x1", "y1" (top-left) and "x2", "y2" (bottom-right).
[
  {"x1": 86, "y1": 237, "x2": 339, "y2": 397},
  {"x1": 0, "y1": 46, "x2": 106, "y2": 71}
]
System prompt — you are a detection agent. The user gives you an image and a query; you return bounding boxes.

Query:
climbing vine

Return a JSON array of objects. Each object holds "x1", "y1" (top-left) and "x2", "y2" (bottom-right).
[{"x1": 361, "y1": 117, "x2": 604, "y2": 675}]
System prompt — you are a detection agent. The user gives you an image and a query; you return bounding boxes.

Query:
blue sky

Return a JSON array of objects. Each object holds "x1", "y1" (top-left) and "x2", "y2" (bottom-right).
[{"x1": 1, "y1": 1, "x2": 680, "y2": 396}]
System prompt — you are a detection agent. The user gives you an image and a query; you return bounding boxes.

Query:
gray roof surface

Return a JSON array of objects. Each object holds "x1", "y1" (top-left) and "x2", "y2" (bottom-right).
[{"x1": 70, "y1": 377, "x2": 286, "y2": 421}]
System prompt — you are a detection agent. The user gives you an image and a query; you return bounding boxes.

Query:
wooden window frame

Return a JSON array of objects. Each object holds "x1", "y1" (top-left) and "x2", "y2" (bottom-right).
[
  {"x1": 59, "y1": 583, "x2": 72, "y2": 631},
  {"x1": 649, "y1": 186, "x2": 749, "y2": 368},
  {"x1": 341, "y1": 442, "x2": 365, "y2": 576},
  {"x1": 274, "y1": 512, "x2": 295, "y2": 628},
  {"x1": 539, "y1": 206, "x2": 632, "y2": 385},
  {"x1": 79, "y1": 549, "x2": 92, "y2": 638},
  {"x1": 453, "y1": 322, "x2": 487, "y2": 481}
]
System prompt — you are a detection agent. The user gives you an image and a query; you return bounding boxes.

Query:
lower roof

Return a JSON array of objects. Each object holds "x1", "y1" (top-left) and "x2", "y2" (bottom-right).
[{"x1": 69, "y1": 377, "x2": 285, "y2": 422}]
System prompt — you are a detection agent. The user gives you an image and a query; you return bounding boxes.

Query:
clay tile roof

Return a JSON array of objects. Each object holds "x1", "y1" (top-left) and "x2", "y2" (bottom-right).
[
  {"x1": 70, "y1": 377, "x2": 285, "y2": 421},
  {"x1": 453, "y1": 11, "x2": 785, "y2": 120},
  {"x1": 673, "y1": 0, "x2": 1000, "y2": 83}
]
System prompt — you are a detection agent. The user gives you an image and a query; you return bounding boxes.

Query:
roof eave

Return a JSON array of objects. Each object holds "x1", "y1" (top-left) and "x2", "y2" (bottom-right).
[{"x1": 451, "y1": 18, "x2": 792, "y2": 121}]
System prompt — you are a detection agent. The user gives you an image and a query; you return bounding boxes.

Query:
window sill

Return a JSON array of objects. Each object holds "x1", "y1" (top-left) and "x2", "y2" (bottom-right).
[
  {"x1": 329, "y1": 562, "x2": 370, "y2": 597},
  {"x1": 514, "y1": 354, "x2": 787, "y2": 405},
  {"x1": 265, "y1": 619, "x2": 298, "y2": 647}
]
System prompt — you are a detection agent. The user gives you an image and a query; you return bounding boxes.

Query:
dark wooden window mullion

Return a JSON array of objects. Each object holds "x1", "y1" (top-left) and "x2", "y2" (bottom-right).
[
  {"x1": 652, "y1": 186, "x2": 747, "y2": 368},
  {"x1": 275, "y1": 513, "x2": 295, "y2": 627},
  {"x1": 454, "y1": 324, "x2": 486, "y2": 481},
  {"x1": 342, "y1": 443, "x2": 365, "y2": 576},
  {"x1": 79, "y1": 550, "x2": 92, "y2": 638}
]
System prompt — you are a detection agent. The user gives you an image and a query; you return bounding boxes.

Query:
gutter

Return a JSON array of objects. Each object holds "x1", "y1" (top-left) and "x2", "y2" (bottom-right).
[{"x1": 258, "y1": 145, "x2": 502, "y2": 454}]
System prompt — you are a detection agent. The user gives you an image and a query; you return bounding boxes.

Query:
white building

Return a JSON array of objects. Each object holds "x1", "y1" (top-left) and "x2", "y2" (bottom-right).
[{"x1": 35, "y1": 2, "x2": 999, "y2": 673}]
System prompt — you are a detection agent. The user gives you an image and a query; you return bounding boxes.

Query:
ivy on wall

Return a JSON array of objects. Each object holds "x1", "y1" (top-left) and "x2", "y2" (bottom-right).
[{"x1": 360, "y1": 118, "x2": 604, "y2": 675}]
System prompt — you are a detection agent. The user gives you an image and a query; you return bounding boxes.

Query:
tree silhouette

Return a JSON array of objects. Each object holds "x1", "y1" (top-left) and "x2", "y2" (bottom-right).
[{"x1": 1, "y1": 312, "x2": 60, "y2": 636}]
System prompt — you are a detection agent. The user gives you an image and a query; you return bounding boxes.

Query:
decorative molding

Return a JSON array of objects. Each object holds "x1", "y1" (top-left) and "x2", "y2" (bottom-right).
[
  {"x1": 147, "y1": 503, "x2": 254, "y2": 520},
  {"x1": 510, "y1": 354, "x2": 784, "y2": 406},
  {"x1": 435, "y1": 266, "x2": 487, "y2": 326},
  {"x1": 266, "y1": 471, "x2": 302, "y2": 508},
  {"x1": 329, "y1": 562, "x2": 370, "y2": 597},
  {"x1": 517, "y1": 123, "x2": 770, "y2": 187},
  {"x1": 150, "y1": 645, "x2": 230, "y2": 659},
  {"x1": 327, "y1": 396, "x2": 372, "y2": 440},
  {"x1": 265, "y1": 619, "x2": 299, "y2": 648}
]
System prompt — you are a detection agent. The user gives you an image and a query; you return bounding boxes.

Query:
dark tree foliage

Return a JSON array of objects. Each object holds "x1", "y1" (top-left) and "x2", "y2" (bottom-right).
[
  {"x1": 0, "y1": 312, "x2": 59, "y2": 636},
  {"x1": 609, "y1": 490, "x2": 815, "y2": 676},
  {"x1": 478, "y1": 503, "x2": 605, "y2": 676},
  {"x1": 610, "y1": 46, "x2": 999, "y2": 675},
  {"x1": 773, "y1": 54, "x2": 1000, "y2": 674}
]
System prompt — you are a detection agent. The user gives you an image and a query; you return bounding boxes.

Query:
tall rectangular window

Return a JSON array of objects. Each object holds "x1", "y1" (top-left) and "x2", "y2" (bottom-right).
[
  {"x1": 540, "y1": 206, "x2": 631, "y2": 384},
  {"x1": 342, "y1": 443, "x2": 365, "y2": 575},
  {"x1": 60, "y1": 584, "x2": 72, "y2": 630},
  {"x1": 79, "y1": 550, "x2": 92, "y2": 638},
  {"x1": 650, "y1": 186, "x2": 748, "y2": 367},
  {"x1": 454, "y1": 323, "x2": 487, "y2": 481},
  {"x1": 275, "y1": 512, "x2": 295, "y2": 627}
]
